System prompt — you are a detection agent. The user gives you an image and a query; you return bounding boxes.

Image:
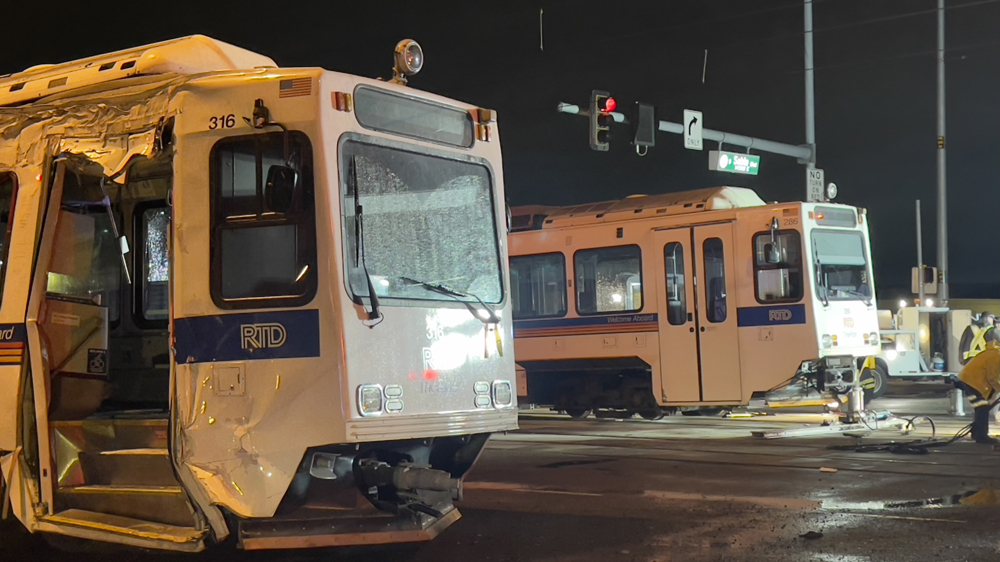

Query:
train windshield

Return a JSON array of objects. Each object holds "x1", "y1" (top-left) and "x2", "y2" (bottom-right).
[
  {"x1": 342, "y1": 140, "x2": 503, "y2": 305},
  {"x1": 811, "y1": 229, "x2": 871, "y2": 303}
]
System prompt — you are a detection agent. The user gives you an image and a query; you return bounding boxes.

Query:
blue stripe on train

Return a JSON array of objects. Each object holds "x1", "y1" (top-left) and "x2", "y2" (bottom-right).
[
  {"x1": 736, "y1": 304, "x2": 807, "y2": 327},
  {"x1": 174, "y1": 309, "x2": 321, "y2": 364},
  {"x1": 513, "y1": 313, "x2": 658, "y2": 331},
  {"x1": 0, "y1": 324, "x2": 26, "y2": 344}
]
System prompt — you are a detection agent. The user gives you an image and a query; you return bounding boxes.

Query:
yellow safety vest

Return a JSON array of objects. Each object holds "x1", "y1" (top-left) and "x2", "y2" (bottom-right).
[{"x1": 964, "y1": 325, "x2": 996, "y2": 361}]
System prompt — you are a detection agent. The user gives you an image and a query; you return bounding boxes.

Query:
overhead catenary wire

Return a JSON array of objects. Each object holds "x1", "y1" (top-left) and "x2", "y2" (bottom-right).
[{"x1": 444, "y1": 0, "x2": 1000, "y2": 99}]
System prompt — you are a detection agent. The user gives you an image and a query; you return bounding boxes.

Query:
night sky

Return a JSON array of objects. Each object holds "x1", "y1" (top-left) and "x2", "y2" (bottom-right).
[{"x1": 3, "y1": 0, "x2": 998, "y2": 297}]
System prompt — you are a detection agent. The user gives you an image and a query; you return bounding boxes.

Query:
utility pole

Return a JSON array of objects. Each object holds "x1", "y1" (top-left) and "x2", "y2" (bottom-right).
[
  {"x1": 804, "y1": 0, "x2": 817, "y2": 178},
  {"x1": 917, "y1": 200, "x2": 926, "y2": 305},
  {"x1": 936, "y1": 0, "x2": 949, "y2": 304}
]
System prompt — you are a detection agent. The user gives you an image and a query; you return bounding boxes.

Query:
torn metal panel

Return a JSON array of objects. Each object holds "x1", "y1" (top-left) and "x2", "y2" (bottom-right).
[
  {"x1": 0, "y1": 80, "x2": 174, "y2": 178},
  {"x1": 0, "y1": 35, "x2": 276, "y2": 107}
]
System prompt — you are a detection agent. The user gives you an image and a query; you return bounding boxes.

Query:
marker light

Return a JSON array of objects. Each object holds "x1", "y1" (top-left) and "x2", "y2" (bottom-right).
[
  {"x1": 394, "y1": 39, "x2": 423, "y2": 76},
  {"x1": 357, "y1": 385, "x2": 384, "y2": 416},
  {"x1": 493, "y1": 381, "x2": 513, "y2": 407},
  {"x1": 826, "y1": 182, "x2": 838, "y2": 200}
]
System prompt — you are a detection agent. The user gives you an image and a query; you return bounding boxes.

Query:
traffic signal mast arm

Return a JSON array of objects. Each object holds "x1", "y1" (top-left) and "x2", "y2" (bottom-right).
[{"x1": 558, "y1": 101, "x2": 814, "y2": 162}]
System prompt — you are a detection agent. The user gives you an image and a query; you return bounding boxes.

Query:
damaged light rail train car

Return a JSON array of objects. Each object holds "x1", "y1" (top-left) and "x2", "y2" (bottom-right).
[
  {"x1": 0, "y1": 36, "x2": 517, "y2": 551},
  {"x1": 509, "y1": 187, "x2": 885, "y2": 419}
]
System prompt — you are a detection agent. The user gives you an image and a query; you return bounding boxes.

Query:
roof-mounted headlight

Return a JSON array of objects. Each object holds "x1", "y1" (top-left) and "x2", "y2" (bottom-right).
[{"x1": 392, "y1": 39, "x2": 423, "y2": 84}]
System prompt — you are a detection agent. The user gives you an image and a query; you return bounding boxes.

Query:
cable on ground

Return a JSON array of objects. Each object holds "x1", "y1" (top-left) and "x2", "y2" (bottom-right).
[{"x1": 828, "y1": 412, "x2": 984, "y2": 455}]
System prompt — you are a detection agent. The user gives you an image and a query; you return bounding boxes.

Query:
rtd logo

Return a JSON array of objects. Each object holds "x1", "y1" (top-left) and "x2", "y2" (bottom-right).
[
  {"x1": 768, "y1": 309, "x2": 793, "y2": 322},
  {"x1": 241, "y1": 323, "x2": 287, "y2": 350}
]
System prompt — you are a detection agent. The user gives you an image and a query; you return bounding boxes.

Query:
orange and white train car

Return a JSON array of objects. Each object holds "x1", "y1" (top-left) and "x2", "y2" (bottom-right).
[{"x1": 509, "y1": 187, "x2": 885, "y2": 419}]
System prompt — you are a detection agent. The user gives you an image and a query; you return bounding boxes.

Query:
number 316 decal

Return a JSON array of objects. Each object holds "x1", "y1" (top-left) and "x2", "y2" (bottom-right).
[{"x1": 209, "y1": 114, "x2": 237, "y2": 129}]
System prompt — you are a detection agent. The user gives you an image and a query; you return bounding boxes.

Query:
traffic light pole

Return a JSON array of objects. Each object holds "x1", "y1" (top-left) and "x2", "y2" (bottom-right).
[
  {"x1": 936, "y1": 0, "x2": 949, "y2": 305},
  {"x1": 557, "y1": 102, "x2": 814, "y2": 161},
  {"x1": 804, "y1": 0, "x2": 817, "y2": 173}
]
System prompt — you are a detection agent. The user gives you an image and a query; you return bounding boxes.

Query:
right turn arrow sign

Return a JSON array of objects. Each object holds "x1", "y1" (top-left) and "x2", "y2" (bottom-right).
[{"x1": 683, "y1": 109, "x2": 703, "y2": 150}]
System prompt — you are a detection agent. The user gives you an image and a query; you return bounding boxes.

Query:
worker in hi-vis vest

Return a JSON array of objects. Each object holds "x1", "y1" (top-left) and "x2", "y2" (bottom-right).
[
  {"x1": 960, "y1": 312, "x2": 1000, "y2": 365},
  {"x1": 956, "y1": 342, "x2": 1000, "y2": 444}
]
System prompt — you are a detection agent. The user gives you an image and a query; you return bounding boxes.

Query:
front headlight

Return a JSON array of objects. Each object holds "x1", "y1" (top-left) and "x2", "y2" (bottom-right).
[
  {"x1": 493, "y1": 381, "x2": 513, "y2": 407},
  {"x1": 821, "y1": 334, "x2": 832, "y2": 349},
  {"x1": 394, "y1": 39, "x2": 423, "y2": 76},
  {"x1": 357, "y1": 384, "x2": 384, "y2": 416}
]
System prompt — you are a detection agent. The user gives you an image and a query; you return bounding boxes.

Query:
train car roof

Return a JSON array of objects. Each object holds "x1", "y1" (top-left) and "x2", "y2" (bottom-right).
[
  {"x1": 0, "y1": 35, "x2": 276, "y2": 107},
  {"x1": 510, "y1": 186, "x2": 769, "y2": 231}
]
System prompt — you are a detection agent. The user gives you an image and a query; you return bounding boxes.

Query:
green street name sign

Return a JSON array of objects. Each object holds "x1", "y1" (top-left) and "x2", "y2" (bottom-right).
[{"x1": 708, "y1": 150, "x2": 760, "y2": 176}]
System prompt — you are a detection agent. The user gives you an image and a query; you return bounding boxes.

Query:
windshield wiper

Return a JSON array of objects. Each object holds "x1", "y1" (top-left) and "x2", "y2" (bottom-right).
[
  {"x1": 842, "y1": 289, "x2": 872, "y2": 307},
  {"x1": 350, "y1": 157, "x2": 381, "y2": 324},
  {"x1": 399, "y1": 277, "x2": 499, "y2": 324},
  {"x1": 814, "y1": 260, "x2": 829, "y2": 307}
]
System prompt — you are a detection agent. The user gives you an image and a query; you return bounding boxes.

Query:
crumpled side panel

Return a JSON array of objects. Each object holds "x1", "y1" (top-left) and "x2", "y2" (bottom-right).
[{"x1": 174, "y1": 358, "x2": 338, "y2": 518}]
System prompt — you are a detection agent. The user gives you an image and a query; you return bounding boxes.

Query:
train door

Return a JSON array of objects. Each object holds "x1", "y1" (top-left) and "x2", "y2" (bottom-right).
[
  {"x1": 654, "y1": 223, "x2": 741, "y2": 403},
  {"x1": 16, "y1": 158, "x2": 203, "y2": 546},
  {"x1": 653, "y1": 229, "x2": 699, "y2": 402},
  {"x1": 694, "y1": 223, "x2": 741, "y2": 401}
]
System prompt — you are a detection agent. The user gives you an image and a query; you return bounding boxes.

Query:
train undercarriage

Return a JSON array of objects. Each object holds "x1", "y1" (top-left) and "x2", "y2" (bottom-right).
[{"x1": 518, "y1": 355, "x2": 881, "y2": 420}]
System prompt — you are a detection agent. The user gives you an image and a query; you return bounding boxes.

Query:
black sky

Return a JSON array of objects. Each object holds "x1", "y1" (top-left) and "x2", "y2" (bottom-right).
[{"x1": 3, "y1": 0, "x2": 998, "y2": 297}]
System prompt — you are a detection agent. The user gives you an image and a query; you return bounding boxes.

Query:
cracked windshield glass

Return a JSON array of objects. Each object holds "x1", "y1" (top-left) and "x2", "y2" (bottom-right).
[{"x1": 343, "y1": 141, "x2": 502, "y2": 304}]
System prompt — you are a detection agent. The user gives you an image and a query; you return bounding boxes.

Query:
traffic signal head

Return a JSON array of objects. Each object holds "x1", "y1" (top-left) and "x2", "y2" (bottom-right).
[
  {"x1": 589, "y1": 90, "x2": 614, "y2": 151},
  {"x1": 631, "y1": 102, "x2": 656, "y2": 149}
]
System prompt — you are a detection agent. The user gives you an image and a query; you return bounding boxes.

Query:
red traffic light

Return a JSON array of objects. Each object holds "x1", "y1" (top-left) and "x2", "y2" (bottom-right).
[{"x1": 598, "y1": 97, "x2": 617, "y2": 113}]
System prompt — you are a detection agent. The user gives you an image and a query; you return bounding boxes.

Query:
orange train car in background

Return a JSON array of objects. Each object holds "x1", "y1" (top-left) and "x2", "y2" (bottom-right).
[{"x1": 509, "y1": 187, "x2": 886, "y2": 419}]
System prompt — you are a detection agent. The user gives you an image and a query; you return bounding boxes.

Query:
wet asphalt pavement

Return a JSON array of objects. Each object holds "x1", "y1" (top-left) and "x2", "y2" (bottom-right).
[{"x1": 4, "y1": 380, "x2": 999, "y2": 562}]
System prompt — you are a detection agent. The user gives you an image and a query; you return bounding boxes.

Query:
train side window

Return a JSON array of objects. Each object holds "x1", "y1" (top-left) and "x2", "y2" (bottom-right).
[
  {"x1": 663, "y1": 242, "x2": 686, "y2": 326},
  {"x1": 753, "y1": 230, "x2": 803, "y2": 304},
  {"x1": 574, "y1": 245, "x2": 642, "y2": 315},
  {"x1": 136, "y1": 205, "x2": 170, "y2": 324},
  {"x1": 209, "y1": 132, "x2": 317, "y2": 308},
  {"x1": 703, "y1": 238, "x2": 727, "y2": 323},
  {"x1": 0, "y1": 173, "x2": 16, "y2": 300},
  {"x1": 510, "y1": 253, "x2": 566, "y2": 319}
]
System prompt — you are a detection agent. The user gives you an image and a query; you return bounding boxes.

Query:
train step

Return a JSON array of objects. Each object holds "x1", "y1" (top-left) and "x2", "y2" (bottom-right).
[
  {"x1": 78, "y1": 448, "x2": 177, "y2": 487},
  {"x1": 50, "y1": 417, "x2": 170, "y2": 451},
  {"x1": 55, "y1": 485, "x2": 196, "y2": 528},
  {"x1": 42, "y1": 508, "x2": 204, "y2": 552}
]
